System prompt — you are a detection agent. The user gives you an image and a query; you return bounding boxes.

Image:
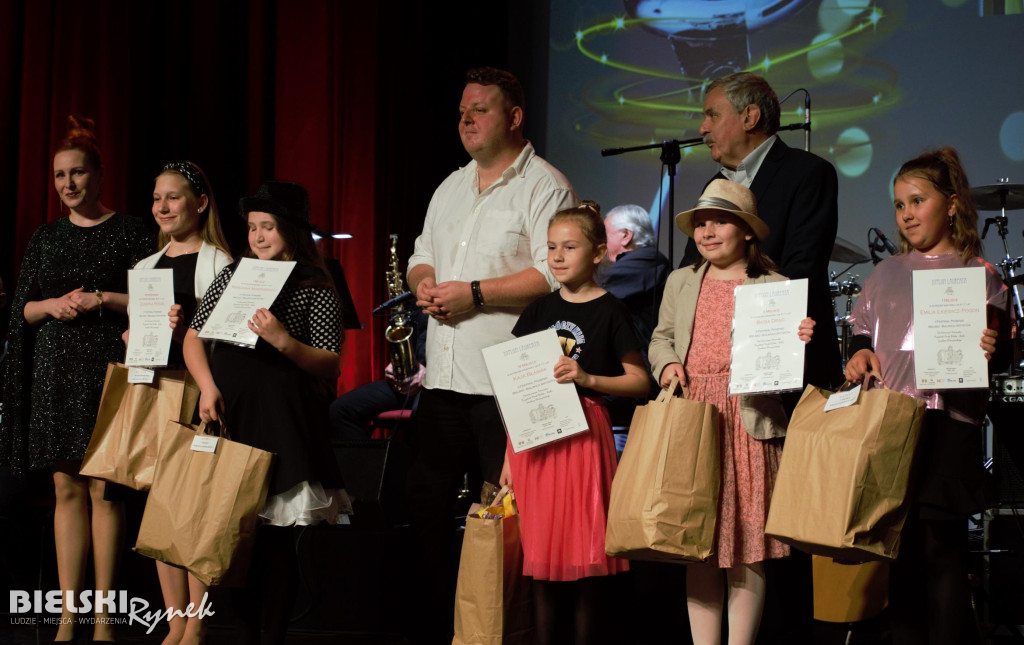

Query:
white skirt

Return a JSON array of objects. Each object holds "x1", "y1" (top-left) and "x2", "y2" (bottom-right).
[{"x1": 259, "y1": 480, "x2": 353, "y2": 526}]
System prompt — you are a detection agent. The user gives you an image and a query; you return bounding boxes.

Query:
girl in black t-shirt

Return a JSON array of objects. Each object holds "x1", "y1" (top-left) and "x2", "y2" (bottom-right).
[{"x1": 499, "y1": 201, "x2": 648, "y2": 645}]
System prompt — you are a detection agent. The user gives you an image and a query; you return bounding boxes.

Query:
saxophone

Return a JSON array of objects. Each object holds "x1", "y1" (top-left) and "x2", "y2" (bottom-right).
[{"x1": 385, "y1": 234, "x2": 416, "y2": 385}]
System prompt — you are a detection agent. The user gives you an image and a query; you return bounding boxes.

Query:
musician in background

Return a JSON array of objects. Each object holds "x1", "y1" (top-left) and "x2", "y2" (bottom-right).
[
  {"x1": 597, "y1": 204, "x2": 669, "y2": 427},
  {"x1": 328, "y1": 310, "x2": 427, "y2": 441}
]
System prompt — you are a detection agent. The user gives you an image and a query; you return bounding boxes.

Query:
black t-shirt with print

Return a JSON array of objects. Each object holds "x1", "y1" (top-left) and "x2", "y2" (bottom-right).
[{"x1": 512, "y1": 290, "x2": 641, "y2": 397}]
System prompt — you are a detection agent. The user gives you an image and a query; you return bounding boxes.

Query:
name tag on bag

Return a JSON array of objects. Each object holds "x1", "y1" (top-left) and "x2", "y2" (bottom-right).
[
  {"x1": 824, "y1": 385, "x2": 861, "y2": 412},
  {"x1": 190, "y1": 436, "x2": 219, "y2": 453}
]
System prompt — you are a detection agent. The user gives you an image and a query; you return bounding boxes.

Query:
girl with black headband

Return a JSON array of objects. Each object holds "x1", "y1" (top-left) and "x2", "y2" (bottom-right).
[{"x1": 130, "y1": 160, "x2": 232, "y2": 644}]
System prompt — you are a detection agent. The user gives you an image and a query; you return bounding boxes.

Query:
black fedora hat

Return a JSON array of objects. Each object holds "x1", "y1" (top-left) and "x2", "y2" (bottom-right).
[{"x1": 239, "y1": 180, "x2": 311, "y2": 229}]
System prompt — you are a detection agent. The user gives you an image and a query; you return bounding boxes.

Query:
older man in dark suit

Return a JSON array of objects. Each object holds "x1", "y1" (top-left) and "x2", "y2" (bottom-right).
[{"x1": 681, "y1": 72, "x2": 842, "y2": 391}]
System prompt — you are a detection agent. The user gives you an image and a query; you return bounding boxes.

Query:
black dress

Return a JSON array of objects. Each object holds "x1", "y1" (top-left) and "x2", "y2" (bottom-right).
[
  {"x1": 1, "y1": 214, "x2": 154, "y2": 475},
  {"x1": 189, "y1": 264, "x2": 344, "y2": 497},
  {"x1": 155, "y1": 252, "x2": 200, "y2": 368}
]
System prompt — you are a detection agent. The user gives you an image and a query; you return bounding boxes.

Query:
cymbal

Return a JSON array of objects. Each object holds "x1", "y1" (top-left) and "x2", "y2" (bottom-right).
[
  {"x1": 831, "y1": 236, "x2": 870, "y2": 263},
  {"x1": 971, "y1": 183, "x2": 1024, "y2": 211}
]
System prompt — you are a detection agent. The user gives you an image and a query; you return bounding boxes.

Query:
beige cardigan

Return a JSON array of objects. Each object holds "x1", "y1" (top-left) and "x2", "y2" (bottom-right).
[{"x1": 648, "y1": 262, "x2": 790, "y2": 440}]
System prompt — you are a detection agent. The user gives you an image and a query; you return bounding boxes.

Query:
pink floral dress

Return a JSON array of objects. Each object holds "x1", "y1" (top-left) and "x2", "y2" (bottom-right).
[{"x1": 684, "y1": 276, "x2": 789, "y2": 567}]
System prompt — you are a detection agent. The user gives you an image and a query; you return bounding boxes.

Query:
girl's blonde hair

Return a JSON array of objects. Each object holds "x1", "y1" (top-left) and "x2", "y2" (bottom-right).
[
  {"x1": 156, "y1": 161, "x2": 230, "y2": 256},
  {"x1": 548, "y1": 200, "x2": 606, "y2": 250},
  {"x1": 895, "y1": 147, "x2": 982, "y2": 263}
]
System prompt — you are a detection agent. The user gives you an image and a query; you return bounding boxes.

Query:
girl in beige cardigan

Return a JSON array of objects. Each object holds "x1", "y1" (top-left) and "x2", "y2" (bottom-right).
[{"x1": 649, "y1": 180, "x2": 814, "y2": 645}]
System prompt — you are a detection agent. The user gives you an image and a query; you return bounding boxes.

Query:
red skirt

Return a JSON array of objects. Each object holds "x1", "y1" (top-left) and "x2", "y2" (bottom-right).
[{"x1": 507, "y1": 395, "x2": 629, "y2": 581}]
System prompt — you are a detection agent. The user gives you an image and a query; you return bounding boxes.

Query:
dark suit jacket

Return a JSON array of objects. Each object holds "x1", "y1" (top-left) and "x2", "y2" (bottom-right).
[
  {"x1": 597, "y1": 246, "x2": 671, "y2": 415},
  {"x1": 597, "y1": 245, "x2": 671, "y2": 354},
  {"x1": 682, "y1": 138, "x2": 843, "y2": 389}
]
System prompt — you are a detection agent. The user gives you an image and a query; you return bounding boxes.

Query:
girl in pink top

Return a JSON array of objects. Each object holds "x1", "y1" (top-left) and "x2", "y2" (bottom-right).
[{"x1": 846, "y1": 148, "x2": 1011, "y2": 645}]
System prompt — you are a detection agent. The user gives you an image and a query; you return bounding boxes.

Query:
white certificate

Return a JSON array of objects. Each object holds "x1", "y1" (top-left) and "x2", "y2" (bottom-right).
[
  {"x1": 481, "y1": 329, "x2": 588, "y2": 453},
  {"x1": 125, "y1": 269, "x2": 175, "y2": 367},
  {"x1": 197, "y1": 258, "x2": 296, "y2": 348},
  {"x1": 912, "y1": 267, "x2": 988, "y2": 389},
  {"x1": 729, "y1": 279, "x2": 808, "y2": 395}
]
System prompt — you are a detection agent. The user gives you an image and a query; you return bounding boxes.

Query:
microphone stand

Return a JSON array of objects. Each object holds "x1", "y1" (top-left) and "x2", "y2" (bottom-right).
[
  {"x1": 601, "y1": 137, "x2": 704, "y2": 264},
  {"x1": 777, "y1": 88, "x2": 811, "y2": 152},
  {"x1": 867, "y1": 231, "x2": 887, "y2": 266}
]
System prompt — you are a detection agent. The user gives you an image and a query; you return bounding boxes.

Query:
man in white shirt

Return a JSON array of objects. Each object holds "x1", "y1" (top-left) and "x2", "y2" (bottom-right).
[{"x1": 406, "y1": 66, "x2": 576, "y2": 644}]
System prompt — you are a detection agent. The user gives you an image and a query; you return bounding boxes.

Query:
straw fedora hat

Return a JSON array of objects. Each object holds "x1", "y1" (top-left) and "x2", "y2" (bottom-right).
[{"x1": 675, "y1": 179, "x2": 770, "y2": 241}]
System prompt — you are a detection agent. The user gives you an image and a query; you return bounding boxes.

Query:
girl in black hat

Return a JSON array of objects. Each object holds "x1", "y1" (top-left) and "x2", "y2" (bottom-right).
[{"x1": 183, "y1": 180, "x2": 348, "y2": 644}]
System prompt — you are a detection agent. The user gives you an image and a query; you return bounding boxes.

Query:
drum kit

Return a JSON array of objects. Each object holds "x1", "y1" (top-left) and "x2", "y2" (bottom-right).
[
  {"x1": 973, "y1": 180, "x2": 1024, "y2": 405},
  {"x1": 975, "y1": 181, "x2": 1024, "y2": 497},
  {"x1": 828, "y1": 237, "x2": 868, "y2": 364}
]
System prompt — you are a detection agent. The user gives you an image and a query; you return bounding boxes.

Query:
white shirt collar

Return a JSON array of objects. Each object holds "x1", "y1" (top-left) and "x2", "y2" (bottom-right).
[{"x1": 720, "y1": 135, "x2": 776, "y2": 187}]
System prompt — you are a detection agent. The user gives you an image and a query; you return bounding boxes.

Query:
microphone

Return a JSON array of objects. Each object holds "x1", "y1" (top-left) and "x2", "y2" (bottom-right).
[
  {"x1": 804, "y1": 89, "x2": 811, "y2": 151},
  {"x1": 871, "y1": 228, "x2": 898, "y2": 255},
  {"x1": 372, "y1": 291, "x2": 416, "y2": 315},
  {"x1": 775, "y1": 88, "x2": 811, "y2": 150}
]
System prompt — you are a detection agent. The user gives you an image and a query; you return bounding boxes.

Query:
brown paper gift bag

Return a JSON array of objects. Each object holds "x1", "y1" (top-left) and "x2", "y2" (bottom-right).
[
  {"x1": 605, "y1": 377, "x2": 720, "y2": 563},
  {"x1": 134, "y1": 421, "x2": 274, "y2": 586},
  {"x1": 80, "y1": 363, "x2": 199, "y2": 490},
  {"x1": 765, "y1": 384, "x2": 925, "y2": 561},
  {"x1": 452, "y1": 492, "x2": 533, "y2": 645},
  {"x1": 812, "y1": 555, "x2": 889, "y2": 623}
]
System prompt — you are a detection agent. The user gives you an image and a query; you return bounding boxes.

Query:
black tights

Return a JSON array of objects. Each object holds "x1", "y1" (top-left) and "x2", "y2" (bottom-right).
[
  {"x1": 889, "y1": 515, "x2": 979, "y2": 645},
  {"x1": 230, "y1": 525, "x2": 300, "y2": 645},
  {"x1": 534, "y1": 577, "x2": 612, "y2": 645}
]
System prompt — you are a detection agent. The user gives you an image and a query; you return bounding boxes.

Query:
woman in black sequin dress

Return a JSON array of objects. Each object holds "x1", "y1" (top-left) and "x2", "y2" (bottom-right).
[{"x1": 0, "y1": 115, "x2": 153, "y2": 642}]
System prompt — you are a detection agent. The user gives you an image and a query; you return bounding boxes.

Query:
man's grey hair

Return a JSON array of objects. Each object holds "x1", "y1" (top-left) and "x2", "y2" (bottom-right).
[
  {"x1": 707, "y1": 72, "x2": 780, "y2": 137},
  {"x1": 605, "y1": 204, "x2": 655, "y2": 249}
]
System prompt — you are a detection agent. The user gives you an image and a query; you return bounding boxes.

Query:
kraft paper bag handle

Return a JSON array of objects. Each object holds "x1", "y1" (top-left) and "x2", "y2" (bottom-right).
[
  {"x1": 841, "y1": 361, "x2": 888, "y2": 391},
  {"x1": 836, "y1": 380, "x2": 858, "y2": 393},
  {"x1": 489, "y1": 485, "x2": 515, "y2": 507},
  {"x1": 835, "y1": 379, "x2": 886, "y2": 392},
  {"x1": 656, "y1": 374, "x2": 692, "y2": 402},
  {"x1": 198, "y1": 420, "x2": 230, "y2": 440},
  {"x1": 655, "y1": 377, "x2": 674, "y2": 402},
  {"x1": 834, "y1": 379, "x2": 887, "y2": 395}
]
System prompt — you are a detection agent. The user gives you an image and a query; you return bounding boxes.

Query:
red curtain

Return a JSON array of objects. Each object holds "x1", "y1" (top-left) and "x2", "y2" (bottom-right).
[
  {"x1": 0, "y1": 0, "x2": 381, "y2": 393},
  {"x1": 271, "y1": 0, "x2": 382, "y2": 389}
]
